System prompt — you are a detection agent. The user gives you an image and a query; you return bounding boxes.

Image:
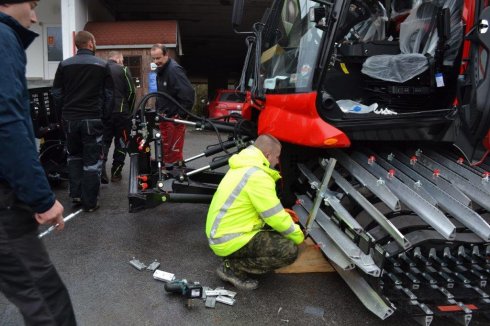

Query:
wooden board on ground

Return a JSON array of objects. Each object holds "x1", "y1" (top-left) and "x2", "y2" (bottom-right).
[{"x1": 275, "y1": 237, "x2": 334, "y2": 273}]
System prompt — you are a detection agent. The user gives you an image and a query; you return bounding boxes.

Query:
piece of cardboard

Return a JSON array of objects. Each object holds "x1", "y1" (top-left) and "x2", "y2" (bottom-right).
[{"x1": 275, "y1": 237, "x2": 334, "y2": 273}]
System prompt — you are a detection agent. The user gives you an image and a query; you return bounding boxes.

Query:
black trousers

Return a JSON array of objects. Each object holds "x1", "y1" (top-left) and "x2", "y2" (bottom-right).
[
  {"x1": 102, "y1": 114, "x2": 131, "y2": 175},
  {"x1": 65, "y1": 119, "x2": 103, "y2": 209},
  {"x1": 0, "y1": 208, "x2": 76, "y2": 325}
]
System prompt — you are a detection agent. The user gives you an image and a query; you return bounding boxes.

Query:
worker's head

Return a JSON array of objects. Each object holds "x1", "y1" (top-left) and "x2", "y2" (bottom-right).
[
  {"x1": 150, "y1": 44, "x2": 170, "y2": 68},
  {"x1": 75, "y1": 31, "x2": 96, "y2": 52},
  {"x1": 254, "y1": 134, "x2": 282, "y2": 169},
  {"x1": 108, "y1": 50, "x2": 124, "y2": 65},
  {"x1": 0, "y1": 1, "x2": 38, "y2": 29}
]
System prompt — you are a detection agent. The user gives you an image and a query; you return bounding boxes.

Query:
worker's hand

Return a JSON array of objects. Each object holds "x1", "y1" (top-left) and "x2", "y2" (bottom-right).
[
  {"x1": 35, "y1": 200, "x2": 65, "y2": 231},
  {"x1": 284, "y1": 208, "x2": 299, "y2": 223}
]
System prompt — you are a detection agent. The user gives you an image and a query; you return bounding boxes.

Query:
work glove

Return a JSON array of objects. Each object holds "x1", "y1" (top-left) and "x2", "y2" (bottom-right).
[{"x1": 284, "y1": 208, "x2": 299, "y2": 223}]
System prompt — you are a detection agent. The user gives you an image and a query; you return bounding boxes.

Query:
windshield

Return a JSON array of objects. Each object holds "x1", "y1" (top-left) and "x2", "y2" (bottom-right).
[{"x1": 259, "y1": 0, "x2": 324, "y2": 93}]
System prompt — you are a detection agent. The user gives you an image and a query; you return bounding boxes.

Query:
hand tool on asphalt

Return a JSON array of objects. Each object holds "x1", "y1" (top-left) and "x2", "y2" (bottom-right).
[
  {"x1": 38, "y1": 209, "x2": 83, "y2": 239},
  {"x1": 164, "y1": 279, "x2": 203, "y2": 307}
]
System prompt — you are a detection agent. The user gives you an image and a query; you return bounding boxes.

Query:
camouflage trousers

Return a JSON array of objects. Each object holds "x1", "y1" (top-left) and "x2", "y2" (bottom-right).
[{"x1": 224, "y1": 230, "x2": 298, "y2": 274}]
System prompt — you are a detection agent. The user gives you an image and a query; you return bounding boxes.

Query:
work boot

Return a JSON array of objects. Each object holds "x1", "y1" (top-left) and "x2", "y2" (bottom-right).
[
  {"x1": 101, "y1": 162, "x2": 109, "y2": 184},
  {"x1": 71, "y1": 197, "x2": 82, "y2": 208},
  {"x1": 216, "y1": 261, "x2": 258, "y2": 290},
  {"x1": 237, "y1": 266, "x2": 269, "y2": 275},
  {"x1": 83, "y1": 202, "x2": 99, "y2": 213},
  {"x1": 111, "y1": 166, "x2": 122, "y2": 182}
]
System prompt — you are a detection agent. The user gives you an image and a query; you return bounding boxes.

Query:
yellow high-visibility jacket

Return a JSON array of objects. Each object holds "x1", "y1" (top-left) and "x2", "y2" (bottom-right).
[{"x1": 206, "y1": 145, "x2": 304, "y2": 257}]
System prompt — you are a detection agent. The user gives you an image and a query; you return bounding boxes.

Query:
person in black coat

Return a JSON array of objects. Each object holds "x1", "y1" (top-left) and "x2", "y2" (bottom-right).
[
  {"x1": 52, "y1": 31, "x2": 113, "y2": 211},
  {"x1": 0, "y1": 1, "x2": 76, "y2": 324},
  {"x1": 150, "y1": 44, "x2": 195, "y2": 164},
  {"x1": 101, "y1": 51, "x2": 135, "y2": 183}
]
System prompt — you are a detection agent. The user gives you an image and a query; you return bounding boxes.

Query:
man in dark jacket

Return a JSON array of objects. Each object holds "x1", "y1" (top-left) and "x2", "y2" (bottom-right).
[
  {"x1": 101, "y1": 51, "x2": 135, "y2": 183},
  {"x1": 150, "y1": 44, "x2": 195, "y2": 164},
  {"x1": 52, "y1": 30, "x2": 112, "y2": 211},
  {"x1": 0, "y1": 1, "x2": 76, "y2": 324}
]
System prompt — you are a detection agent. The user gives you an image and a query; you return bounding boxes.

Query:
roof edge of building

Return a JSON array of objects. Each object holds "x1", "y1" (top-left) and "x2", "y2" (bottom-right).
[{"x1": 97, "y1": 44, "x2": 177, "y2": 50}]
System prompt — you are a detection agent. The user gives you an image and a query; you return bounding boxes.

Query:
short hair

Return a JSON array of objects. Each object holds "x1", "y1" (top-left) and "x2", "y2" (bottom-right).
[
  {"x1": 75, "y1": 31, "x2": 95, "y2": 49},
  {"x1": 108, "y1": 50, "x2": 122, "y2": 60},
  {"x1": 151, "y1": 43, "x2": 168, "y2": 55},
  {"x1": 254, "y1": 134, "x2": 281, "y2": 154}
]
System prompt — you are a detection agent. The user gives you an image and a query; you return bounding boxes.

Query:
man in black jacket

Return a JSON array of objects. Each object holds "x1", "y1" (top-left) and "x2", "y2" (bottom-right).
[
  {"x1": 150, "y1": 44, "x2": 194, "y2": 164},
  {"x1": 101, "y1": 51, "x2": 135, "y2": 183},
  {"x1": 0, "y1": 1, "x2": 76, "y2": 324},
  {"x1": 52, "y1": 31, "x2": 112, "y2": 211}
]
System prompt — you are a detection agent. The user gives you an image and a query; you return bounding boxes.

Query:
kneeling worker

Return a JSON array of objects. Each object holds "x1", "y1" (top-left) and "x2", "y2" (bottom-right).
[{"x1": 206, "y1": 134, "x2": 304, "y2": 290}]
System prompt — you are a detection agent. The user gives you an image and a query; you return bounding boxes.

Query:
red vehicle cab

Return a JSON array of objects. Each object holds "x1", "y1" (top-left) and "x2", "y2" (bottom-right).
[{"x1": 207, "y1": 89, "x2": 246, "y2": 121}]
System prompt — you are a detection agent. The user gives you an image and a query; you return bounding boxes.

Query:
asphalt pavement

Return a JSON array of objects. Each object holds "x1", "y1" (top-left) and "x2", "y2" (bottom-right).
[{"x1": 0, "y1": 130, "x2": 487, "y2": 326}]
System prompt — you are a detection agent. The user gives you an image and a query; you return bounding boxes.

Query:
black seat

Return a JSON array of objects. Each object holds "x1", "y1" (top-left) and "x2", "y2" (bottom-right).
[
  {"x1": 359, "y1": 0, "x2": 464, "y2": 110},
  {"x1": 362, "y1": 1, "x2": 442, "y2": 83}
]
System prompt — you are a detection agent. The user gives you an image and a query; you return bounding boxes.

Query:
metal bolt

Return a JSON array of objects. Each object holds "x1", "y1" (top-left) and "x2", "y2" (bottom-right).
[
  {"x1": 482, "y1": 172, "x2": 490, "y2": 183},
  {"x1": 414, "y1": 181, "x2": 422, "y2": 189},
  {"x1": 410, "y1": 155, "x2": 418, "y2": 165},
  {"x1": 368, "y1": 155, "x2": 376, "y2": 165}
]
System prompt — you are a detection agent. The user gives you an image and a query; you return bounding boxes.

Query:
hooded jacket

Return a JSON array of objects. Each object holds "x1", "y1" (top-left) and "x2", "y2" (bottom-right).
[
  {"x1": 0, "y1": 12, "x2": 55, "y2": 213},
  {"x1": 206, "y1": 145, "x2": 304, "y2": 257}
]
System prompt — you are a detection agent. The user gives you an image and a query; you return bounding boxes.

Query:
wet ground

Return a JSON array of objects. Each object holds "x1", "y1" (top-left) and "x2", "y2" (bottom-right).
[{"x1": 0, "y1": 130, "x2": 487, "y2": 325}]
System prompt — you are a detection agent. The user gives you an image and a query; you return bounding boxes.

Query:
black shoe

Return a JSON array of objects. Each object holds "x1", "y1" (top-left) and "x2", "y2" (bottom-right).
[
  {"x1": 72, "y1": 197, "x2": 82, "y2": 207},
  {"x1": 216, "y1": 262, "x2": 258, "y2": 290},
  {"x1": 110, "y1": 173, "x2": 122, "y2": 182},
  {"x1": 83, "y1": 203, "x2": 99, "y2": 213},
  {"x1": 111, "y1": 166, "x2": 123, "y2": 182}
]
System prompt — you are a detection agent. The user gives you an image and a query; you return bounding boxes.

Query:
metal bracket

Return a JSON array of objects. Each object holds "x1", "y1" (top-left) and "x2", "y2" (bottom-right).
[
  {"x1": 147, "y1": 260, "x2": 160, "y2": 271},
  {"x1": 129, "y1": 258, "x2": 147, "y2": 271},
  {"x1": 305, "y1": 158, "x2": 337, "y2": 233}
]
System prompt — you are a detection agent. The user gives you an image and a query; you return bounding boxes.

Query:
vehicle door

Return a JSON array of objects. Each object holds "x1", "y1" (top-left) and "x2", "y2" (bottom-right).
[{"x1": 456, "y1": 1, "x2": 490, "y2": 162}]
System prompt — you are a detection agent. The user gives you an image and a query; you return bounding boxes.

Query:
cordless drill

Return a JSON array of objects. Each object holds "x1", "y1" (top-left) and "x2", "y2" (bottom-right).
[{"x1": 164, "y1": 279, "x2": 203, "y2": 307}]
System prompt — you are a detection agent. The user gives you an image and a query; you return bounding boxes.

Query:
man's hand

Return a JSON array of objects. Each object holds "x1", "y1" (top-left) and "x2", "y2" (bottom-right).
[{"x1": 35, "y1": 200, "x2": 65, "y2": 231}]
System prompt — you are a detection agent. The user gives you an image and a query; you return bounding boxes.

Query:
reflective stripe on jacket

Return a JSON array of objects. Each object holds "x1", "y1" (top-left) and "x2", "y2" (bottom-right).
[{"x1": 206, "y1": 145, "x2": 304, "y2": 257}]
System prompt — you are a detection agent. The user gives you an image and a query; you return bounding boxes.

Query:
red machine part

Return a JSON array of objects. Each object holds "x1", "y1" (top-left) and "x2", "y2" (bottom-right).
[
  {"x1": 484, "y1": 130, "x2": 490, "y2": 151},
  {"x1": 368, "y1": 155, "x2": 376, "y2": 165},
  {"x1": 460, "y1": 0, "x2": 477, "y2": 73},
  {"x1": 410, "y1": 156, "x2": 418, "y2": 165},
  {"x1": 387, "y1": 169, "x2": 396, "y2": 179},
  {"x1": 256, "y1": 92, "x2": 351, "y2": 148}
]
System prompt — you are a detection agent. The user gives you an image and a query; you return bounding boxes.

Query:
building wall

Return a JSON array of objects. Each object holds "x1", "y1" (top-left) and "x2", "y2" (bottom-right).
[
  {"x1": 61, "y1": 0, "x2": 114, "y2": 61},
  {"x1": 26, "y1": 0, "x2": 62, "y2": 79}
]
